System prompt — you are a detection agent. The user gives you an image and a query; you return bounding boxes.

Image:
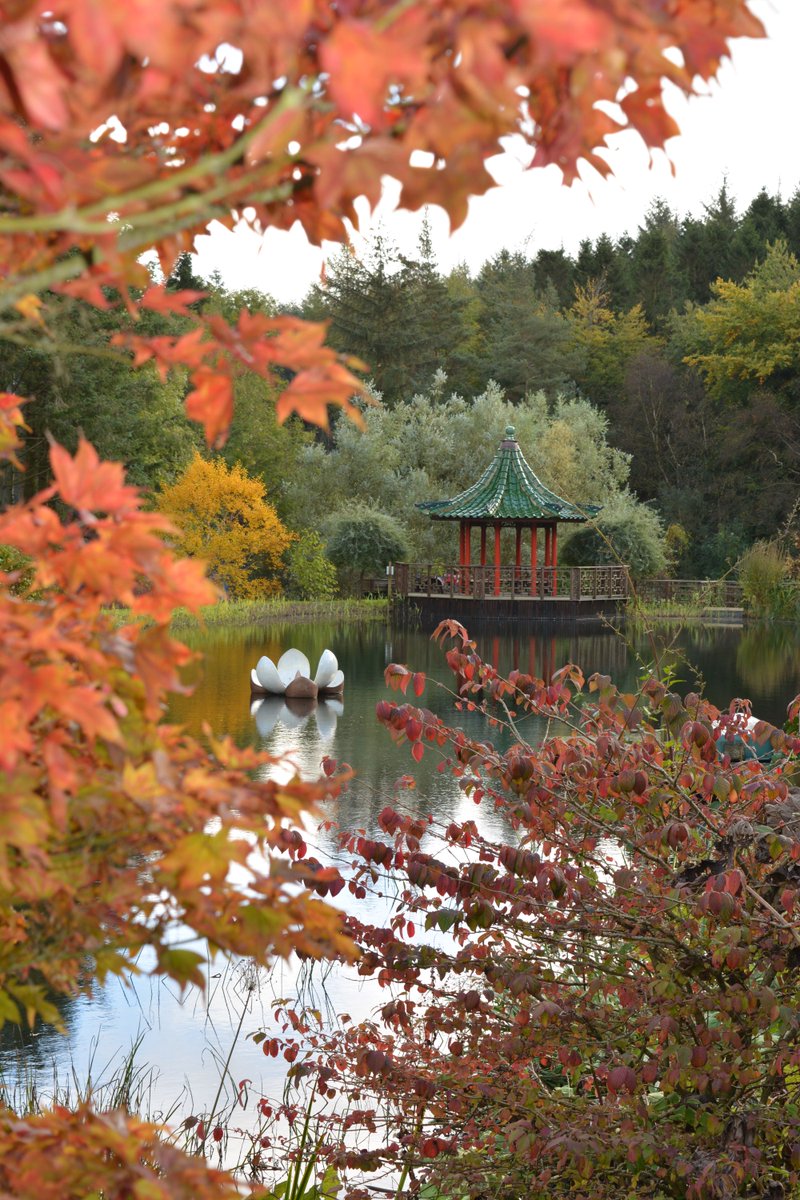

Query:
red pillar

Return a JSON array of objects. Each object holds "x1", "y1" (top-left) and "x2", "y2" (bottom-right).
[
  {"x1": 493, "y1": 522, "x2": 501, "y2": 596},
  {"x1": 530, "y1": 524, "x2": 537, "y2": 595},
  {"x1": 515, "y1": 526, "x2": 522, "y2": 583},
  {"x1": 458, "y1": 521, "x2": 465, "y2": 567},
  {"x1": 552, "y1": 525, "x2": 558, "y2": 593},
  {"x1": 463, "y1": 521, "x2": 471, "y2": 593},
  {"x1": 544, "y1": 527, "x2": 552, "y2": 596}
]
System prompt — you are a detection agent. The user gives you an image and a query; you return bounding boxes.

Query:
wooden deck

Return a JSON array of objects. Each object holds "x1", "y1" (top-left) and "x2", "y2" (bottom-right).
[{"x1": 392, "y1": 563, "x2": 629, "y2": 625}]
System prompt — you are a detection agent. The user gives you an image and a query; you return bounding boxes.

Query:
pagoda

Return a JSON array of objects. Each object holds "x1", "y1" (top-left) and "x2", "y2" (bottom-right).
[{"x1": 417, "y1": 425, "x2": 600, "y2": 596}]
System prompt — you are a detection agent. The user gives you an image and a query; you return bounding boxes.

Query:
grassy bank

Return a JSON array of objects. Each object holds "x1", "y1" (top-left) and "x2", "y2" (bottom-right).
[
  {"x1": 627, "y1": 598, "x2": 728, "y2": 622},
  {"x1": 109, "y1": 597, "x2": 389, "y2": 631}
]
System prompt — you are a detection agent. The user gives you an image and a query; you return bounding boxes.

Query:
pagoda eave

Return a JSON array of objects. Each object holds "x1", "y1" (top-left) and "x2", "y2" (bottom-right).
[{"x1": 425, "y1": 513, "x2": 594, "y2": 524}]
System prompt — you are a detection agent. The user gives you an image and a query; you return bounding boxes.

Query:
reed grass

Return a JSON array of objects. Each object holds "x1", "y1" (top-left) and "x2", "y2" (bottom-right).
[
  {"x1": 0, "y1": 1033, "x2": 180, "y2": 1121},
  {"x1": 627, "y1": 597, "x2": 720, "y2": 622},
  {"x1": 107, "y1": 597, "x2": 388, "y2": 631}
]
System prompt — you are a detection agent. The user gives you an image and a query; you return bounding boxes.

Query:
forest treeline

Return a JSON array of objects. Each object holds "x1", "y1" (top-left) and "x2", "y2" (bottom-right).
[
  {"x1": 3, "y1": 183, "x2": 800, "y2": 583},
  {"x1": 308, "y1": 184, "x2": 800, "y2": 577}
]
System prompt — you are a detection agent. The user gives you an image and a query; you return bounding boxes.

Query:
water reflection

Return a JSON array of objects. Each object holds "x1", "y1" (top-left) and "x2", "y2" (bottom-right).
[
  {"x1": 736, "y1": 625, "x2": 800, "y2": 698},
  {"x1": 4, "y1": 618, "x2": 800, "y2": 1144},
  {"x1": 250, "y1": 696, "x2": 344, "y2": 740}
]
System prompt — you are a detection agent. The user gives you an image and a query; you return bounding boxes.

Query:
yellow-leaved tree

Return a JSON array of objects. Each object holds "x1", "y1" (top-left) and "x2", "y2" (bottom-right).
[{"x1": 158, "y1": 454, "x2": 293, "y2": 599}]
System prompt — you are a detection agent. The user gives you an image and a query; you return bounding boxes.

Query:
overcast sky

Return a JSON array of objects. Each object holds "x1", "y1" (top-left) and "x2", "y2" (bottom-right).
[{"x1": 194, "y1": 0, "x2": 797, "y2": 303}]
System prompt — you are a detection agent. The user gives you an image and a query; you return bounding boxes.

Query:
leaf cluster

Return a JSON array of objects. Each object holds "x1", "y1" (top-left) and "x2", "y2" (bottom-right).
[
  {"x1": 158, "y1": 452, "x2": 294, "y2": 599},
  {"x1": 261, "y1": 623, "x2": 800, "y2": 1198}
]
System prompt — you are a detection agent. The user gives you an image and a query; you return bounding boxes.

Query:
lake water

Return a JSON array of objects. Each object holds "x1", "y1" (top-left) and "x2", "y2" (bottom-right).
[{"x1": 3, "y1": 617, "x2": 800, "y2": 1162}]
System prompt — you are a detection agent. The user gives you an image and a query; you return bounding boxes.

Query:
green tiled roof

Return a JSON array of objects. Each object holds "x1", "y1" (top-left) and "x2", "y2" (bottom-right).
[{"x1": 417, "y1": 426, "x2": 601, "y2": 523}]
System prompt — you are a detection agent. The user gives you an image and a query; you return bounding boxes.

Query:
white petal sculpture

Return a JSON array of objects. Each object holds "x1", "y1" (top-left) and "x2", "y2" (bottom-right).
[
  {"x1": 277, "y1": 649, "x2": 311, "y2": 689},
  {"x1": 324, "y1": 669, "x2": 344, "y2": 692},
  {"x1": 313, "y1": 649, "x2": 339, "y2": 689},
  {"x1": 255, "y1": 656, "x2": 285, "y2": 693},
  {"x1": 250, "y1": 648, "x2": 344, "y2": 698}
]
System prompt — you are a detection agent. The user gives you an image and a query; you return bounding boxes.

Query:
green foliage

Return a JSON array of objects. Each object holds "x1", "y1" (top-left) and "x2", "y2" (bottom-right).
[
  {"x1": 682, "y1": 240, "x2": 800, "y2": 402},
  {"x1": 738, "y1": 540, "x2": 799, "y2": 619},
  {"x1": 630, "y1": 198, "x2": 686, "y2": 329},
  {"x1": 306, "y1": 225, "x2": 468, "y2": 405},
  {"x1": 663, "y1": 523, "x2": 689, "y2": 573},
  {"x1": 567, "y1": 282, "x2": 656, "y2": 407},
  {"x1": 284, "y1": 531, "x2": 338, "y2": 600},
  {"x1": 0, "y1": 297, "x2": 200, "y2": 502},
  {"x1": 0, "y1": 543, "x2": 34, "y2": 594},
  {"x1": 473, "y1": 251, "x2": 581, "y2": 399},
  {"x1": 288, "y1": 384, "x2": 636, "y2": 565},
  {"x1": 325, "y1": 504, "x2": 409, "y2": 582},
  {"x1": 690, "y1": 526, "x2": 751, "y2": 579},
  {"x1": 560, "y1": 493, "x2": 668, "y2": 579}
]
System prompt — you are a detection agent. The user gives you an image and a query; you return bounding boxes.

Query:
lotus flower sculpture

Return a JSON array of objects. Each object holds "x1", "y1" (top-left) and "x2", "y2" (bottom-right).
[{"x1": 250, "y1": 648, "x2": 344, "y2": 700}]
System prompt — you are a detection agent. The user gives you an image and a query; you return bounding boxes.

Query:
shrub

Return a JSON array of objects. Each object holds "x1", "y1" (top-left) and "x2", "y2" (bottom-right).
[
  {"x1": 738, "y1": 540, "x2": 798, "y2": 618},
  {"x1": 264, "y1": 627, "x2": 800, "y2": 1199},
  {"x1": 157, "y1": 454, "x2": 294, "y2": 599},
  {"x1": 325, "y1": 504, "x2": 409, "y2": 587},
  {"x1": 284, "y1": 530, "x2": 338, "y2": 600},
  {"x1": 560, "y1": 493, "x2": 667, "y2": 579}
]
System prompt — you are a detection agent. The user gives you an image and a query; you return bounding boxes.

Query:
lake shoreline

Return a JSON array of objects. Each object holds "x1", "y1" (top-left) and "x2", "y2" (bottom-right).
[{"x1": 109, "y1": 597, "x2": 389, "y2": 631}]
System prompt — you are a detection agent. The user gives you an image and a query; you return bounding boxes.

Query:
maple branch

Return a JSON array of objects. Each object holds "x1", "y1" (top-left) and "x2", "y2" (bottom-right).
[
  {"x1": 0, "y1": 178, "x2": 294, "y2": 313},
  {"x1": 0, "y1": 85, "x2": 307, "y2": 238},
  {"x1": 744, "y1": 882, "x2": 800, "y2": 948}
]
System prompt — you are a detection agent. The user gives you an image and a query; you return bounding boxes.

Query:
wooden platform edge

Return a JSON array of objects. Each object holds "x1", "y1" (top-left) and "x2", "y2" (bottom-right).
[{"x1": 392, "y1": 595, "x2": 627, "y2": 625}]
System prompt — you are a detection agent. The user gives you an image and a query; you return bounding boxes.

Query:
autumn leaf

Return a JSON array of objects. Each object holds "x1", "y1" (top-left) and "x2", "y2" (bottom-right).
[
  {"x1": 184, "y1": 367, "x2": 234, "y2": 448},
  {"x1": 514, "y1": 0, "x2": 615, "y2": 56},
  {"x1": 319, "y1": 16, "x2": 430, "y2": 129},
  {"x1": 140, "y1": 285, "x2": 206, "y2": 314},
  {"x1": 13, "y1": 293, "x2": 44, "y2": 324},
  {"x1": 155, "y1": 946, "x2": 207, "y2": 992},
  {"x1": 275, "y1": 363, "x2": 365, "y2": 429},
  {"x1": 159, "y1": 831, "x2": 245, "y2": 891},
  {"x1": 49, "y1": 438, "x2": 136, "y2": 514},
  {"x1": 621, "y1": 83, "x2": 681, "y2": 151}
]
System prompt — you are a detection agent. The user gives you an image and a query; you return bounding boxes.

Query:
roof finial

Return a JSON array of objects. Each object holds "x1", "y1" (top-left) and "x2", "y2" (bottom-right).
[{"x1": 504, "y1": 425, "x2": 516, "y2": 439}]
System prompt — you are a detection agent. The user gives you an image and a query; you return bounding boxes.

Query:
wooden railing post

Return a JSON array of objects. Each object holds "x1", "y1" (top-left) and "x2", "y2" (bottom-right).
[{"x1": 570, "y1": 567, "x2": 580, "y2": 601}]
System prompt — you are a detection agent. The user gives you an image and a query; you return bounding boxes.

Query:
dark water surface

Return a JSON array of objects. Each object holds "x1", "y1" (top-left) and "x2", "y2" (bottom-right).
[{"x1": 3, "y1": 618, "x2": 799, "y2": 1144}]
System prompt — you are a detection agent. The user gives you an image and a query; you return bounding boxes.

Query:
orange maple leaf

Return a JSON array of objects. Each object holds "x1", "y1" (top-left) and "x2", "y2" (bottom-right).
[
  {"x1": 184, "y1": 367, "x2": 234, "y2": 448},
  {"x1": 275, "y1": 364, "x2": 365, "y2": 430},
  {"x1": 319, "y1": 16, "x2": 430, "y2": 129},
  {"x1": 514, "y1": 0, "x2": 615, "y2": 57},
  {"x1": 49, "y1": 438, "x2": 137, "y2": 514},
  {"x1": 140, "y1": 285, "x2": 206, "y2": 314}
]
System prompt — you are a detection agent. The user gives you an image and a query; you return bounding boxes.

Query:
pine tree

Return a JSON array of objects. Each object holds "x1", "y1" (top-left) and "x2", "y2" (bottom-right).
[
  {"x1": 631, "y1": 199, "x2": 686, "y2": 328},
  {"x1": 678, "y1": 182, "x2": 743, "y2": 303},
  {"x1": 475, "y1": 251, "x2": 580, "y2": 399},
  {"x1": 306, "y1": 225, "x2": 467, "y2": 405}
]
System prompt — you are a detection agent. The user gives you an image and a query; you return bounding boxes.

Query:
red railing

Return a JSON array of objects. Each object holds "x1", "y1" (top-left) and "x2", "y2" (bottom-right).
[{"x1": 393, "y1": 563, "x2": 630, "y2": 601}]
